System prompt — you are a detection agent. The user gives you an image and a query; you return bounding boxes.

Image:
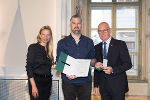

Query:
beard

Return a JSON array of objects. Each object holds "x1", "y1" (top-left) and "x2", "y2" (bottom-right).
[
  {"x1": 72, "y1": 30, "x2": 81, "y2": 34},
  {"x1": 72, "y1": 27, "x2": 81, "y2": 34}
]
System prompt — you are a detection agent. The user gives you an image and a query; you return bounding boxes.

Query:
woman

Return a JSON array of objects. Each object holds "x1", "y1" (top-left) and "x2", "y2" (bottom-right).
[{"x1": 25, "y1": 25, "x2": 54, "y2": 100}]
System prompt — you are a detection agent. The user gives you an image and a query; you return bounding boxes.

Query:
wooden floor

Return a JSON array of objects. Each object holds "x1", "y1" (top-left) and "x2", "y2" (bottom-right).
[{"x1": 91, "y1": 94, "x2": 150, "y2": 100}]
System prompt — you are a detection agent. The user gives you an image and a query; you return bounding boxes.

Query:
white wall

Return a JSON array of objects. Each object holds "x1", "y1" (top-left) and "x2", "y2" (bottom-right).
[{"x1": 0, "y1": 0, "x2": 61, "y2": 78}]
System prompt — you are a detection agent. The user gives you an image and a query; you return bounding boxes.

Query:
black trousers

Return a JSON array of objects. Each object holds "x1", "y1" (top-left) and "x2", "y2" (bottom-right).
[
  {"x1": 28, "y1": 75, "x2": 52, "y2": 100},
  {"x1": 99, "y1": 79, "x2": 125, "y2": 100},
  {"x1": 62, "y1": 80, "x2": 92, "y2": 100}
]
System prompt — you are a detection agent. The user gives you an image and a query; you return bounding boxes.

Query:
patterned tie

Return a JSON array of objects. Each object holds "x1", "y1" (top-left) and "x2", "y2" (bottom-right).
[{"x1": 103, "y1": 42, "x2": 107, "y2": 59}]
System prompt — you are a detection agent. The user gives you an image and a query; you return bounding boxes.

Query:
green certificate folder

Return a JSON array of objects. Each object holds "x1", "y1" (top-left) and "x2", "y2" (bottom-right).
[
  {"x1": 55, "y1": 52, "x2": 91, "y2": 77},
  {"x1": 55, "y1": 52, "x2": 68, "y2": 72}
]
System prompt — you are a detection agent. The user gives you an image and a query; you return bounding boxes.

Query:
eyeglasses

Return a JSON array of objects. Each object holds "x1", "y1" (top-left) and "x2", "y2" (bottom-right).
[{"x1": 98, "y1": 28, "x2": 109, "y2": 33}]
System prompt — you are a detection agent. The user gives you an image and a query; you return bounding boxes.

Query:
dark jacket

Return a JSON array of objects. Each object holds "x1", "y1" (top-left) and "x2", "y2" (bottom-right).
[{"x1": 94, "y1": 38, "x2": 132, "y2": 93}]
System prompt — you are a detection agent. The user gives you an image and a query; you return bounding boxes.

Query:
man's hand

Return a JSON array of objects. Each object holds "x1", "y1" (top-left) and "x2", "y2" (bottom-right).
[
  {"x1": 95, "y1": 62, "x2": 103, "y2": 69},
  {"x1": 93, "y1": 87, "x2": 100, "y2": 96},
  {"x1": 103, "y1": 66, "x2": 113, "y2": 74},
  {"x1": 66, "y1": 75, "x2": 77, "y2": 80}
]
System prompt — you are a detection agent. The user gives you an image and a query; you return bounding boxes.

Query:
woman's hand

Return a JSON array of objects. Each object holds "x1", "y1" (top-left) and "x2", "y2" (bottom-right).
[
  {"x1": 32, "y1": 85, "x2": 39, "y2": 98},
  {"x1": 29, "y1": 78, "x2": 39, "y2": 98}
]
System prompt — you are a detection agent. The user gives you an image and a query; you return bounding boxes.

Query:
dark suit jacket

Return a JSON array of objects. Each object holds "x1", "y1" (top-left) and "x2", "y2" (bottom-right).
[{"x1": 94, "y1": 38, "x2": 132, "y2": 93}]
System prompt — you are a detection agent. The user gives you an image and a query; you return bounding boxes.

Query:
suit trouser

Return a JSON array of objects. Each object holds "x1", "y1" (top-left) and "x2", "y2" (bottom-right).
[
  {"x1": 28, "y1": 75, "x2": 52, "y2": 100},
  {"x1": 62, "y1": 80, "x2": 92, "y2": 100},
  {"x1": 99, "y1": 78, "x2": 125, "y2": 100}
]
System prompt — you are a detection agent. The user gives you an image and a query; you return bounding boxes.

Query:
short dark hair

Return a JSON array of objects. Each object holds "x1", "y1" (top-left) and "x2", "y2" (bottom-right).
[{"x1": 70, "y1": 14, "x2": 82, "y2": 22}]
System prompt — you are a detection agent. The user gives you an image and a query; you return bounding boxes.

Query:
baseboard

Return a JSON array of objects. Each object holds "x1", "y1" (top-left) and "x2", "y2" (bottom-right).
[{"x1": 128, "y1": 82, "x2": 148, "y2": 96}]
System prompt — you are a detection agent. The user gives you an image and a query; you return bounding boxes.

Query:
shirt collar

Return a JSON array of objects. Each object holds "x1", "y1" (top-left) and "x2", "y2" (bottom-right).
[
  {"x1": 69, "y1": 34, "x2": 83, "y2": 41},
  {"x1": 103, "y1": 37, "x2": 111, "y2": 45}
]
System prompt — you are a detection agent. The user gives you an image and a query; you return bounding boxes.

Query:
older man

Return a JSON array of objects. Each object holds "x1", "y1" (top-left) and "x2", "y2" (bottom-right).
[{"x1": 94, "y1": 22, "x2": 132, "y2": 100}]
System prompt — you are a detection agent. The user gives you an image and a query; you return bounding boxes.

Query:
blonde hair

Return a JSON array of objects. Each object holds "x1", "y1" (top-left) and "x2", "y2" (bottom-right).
[{"x1": 37, "y1": 25, "x2": 54, "y2": 64}]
